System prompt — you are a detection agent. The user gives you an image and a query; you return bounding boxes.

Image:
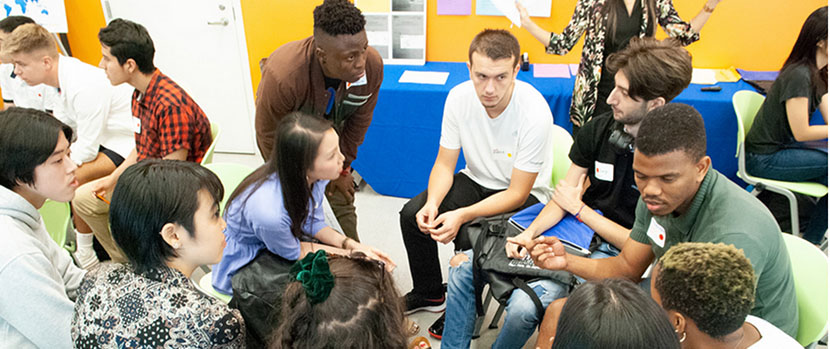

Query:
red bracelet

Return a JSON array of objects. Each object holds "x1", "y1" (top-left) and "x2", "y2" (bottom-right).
[{"x1": 575, "y1": 204, "x2": 586, "y2": 223}]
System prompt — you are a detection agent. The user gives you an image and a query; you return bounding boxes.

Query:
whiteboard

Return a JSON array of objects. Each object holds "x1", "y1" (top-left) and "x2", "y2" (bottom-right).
[{"x1": 0, "y1": 0, "x2": 67, "y2": 33}]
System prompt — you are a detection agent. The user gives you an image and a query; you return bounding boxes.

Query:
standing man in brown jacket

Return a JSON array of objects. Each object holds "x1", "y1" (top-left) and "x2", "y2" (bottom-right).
[{"x1": 255, "y1": 0, "x2": 383, "y2": 242}]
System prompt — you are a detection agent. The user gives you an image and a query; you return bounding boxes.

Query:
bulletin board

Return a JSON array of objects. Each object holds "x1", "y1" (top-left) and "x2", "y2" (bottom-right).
[{"x1": 356, "y1": 0, "x2": 427, "y2": 65}]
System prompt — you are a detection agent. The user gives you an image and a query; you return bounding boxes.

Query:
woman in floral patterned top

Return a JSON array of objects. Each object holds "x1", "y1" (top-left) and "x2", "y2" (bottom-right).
[
  {"x1": 71, "y1": 160, "x2": 245, "y2": 348},
  {"x1": 518, "y1": 0, "x2": 723, "y2": 132}
]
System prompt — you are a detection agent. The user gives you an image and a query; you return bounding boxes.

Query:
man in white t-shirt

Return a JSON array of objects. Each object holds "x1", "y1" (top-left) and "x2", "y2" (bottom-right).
[
  {"x1": 2, "y1": 23, "x2": 135, "y2": 268},
  {"x1": 0, "y1": 16, "x2": 58, "y2": 112},
  {"x1": 399, "y1": 29, "x2": 553, "y2": 330}
]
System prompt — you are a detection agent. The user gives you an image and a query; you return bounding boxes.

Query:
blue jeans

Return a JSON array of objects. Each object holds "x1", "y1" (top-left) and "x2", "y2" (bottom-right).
[
  {"x1": 747, "y1": 148, "x2": 828, "y2": 244},
  {"x1": 442, "y1": 250, "x2": 568, "y2": 349}
]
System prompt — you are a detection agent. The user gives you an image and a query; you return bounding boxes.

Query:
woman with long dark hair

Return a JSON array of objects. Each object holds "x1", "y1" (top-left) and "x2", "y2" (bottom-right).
[
  {"x1": 745, "y1": 6, "x2": 828, "y2": 244},
  {"x1": 270, "y1": 251, "x2": 409, "y2": 348},
  {"x1": 518, "y1": 0, "x2": 722, "y2": 132},
  {"x1": 212, "y1": 112, "x2": 394, "y2": 295}
]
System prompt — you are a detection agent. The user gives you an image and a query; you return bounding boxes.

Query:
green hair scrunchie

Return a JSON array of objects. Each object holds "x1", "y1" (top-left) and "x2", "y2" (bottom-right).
[{"x1": 290, "y1": 250, "x2": 335, "y2": 305}]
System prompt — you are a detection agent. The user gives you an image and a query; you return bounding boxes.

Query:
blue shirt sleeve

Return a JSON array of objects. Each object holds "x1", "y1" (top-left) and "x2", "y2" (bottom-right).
[{"x1": 308, "y1": 180, "x2": 330, "y2": 237}]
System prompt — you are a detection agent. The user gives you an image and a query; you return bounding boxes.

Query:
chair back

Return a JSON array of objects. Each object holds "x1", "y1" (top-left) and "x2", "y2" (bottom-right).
[
  {"x1": 201, "y1": 122, "x2": 221, "y2": 165},
  {"x1": 203, "y1": 162, "x2": 257, "y2": 215},
  {"x1": 731, "y1": 91, "x2": 765, "y2": 168},
  {"x1": 38, "y1": 199, "x2": 71, "y2": 250},
  {"x1": 550, "y1": 124, "x2": 575, "y2": 187},
  {"x1": 781, "y1": 233, "x2": 829, "y2": 346}
]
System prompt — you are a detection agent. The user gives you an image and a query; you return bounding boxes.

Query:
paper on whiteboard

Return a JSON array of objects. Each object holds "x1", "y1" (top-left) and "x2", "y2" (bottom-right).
[
  {"x1": 476, "y1": 0, "x2": 551, "y2": 20},
  {"x1": 400, "y1": 34, "x2": 425, "y2": 49},
  {"x1": 367, "y1": 31, "x2": 390, "y2": 46},
  {"x1": 0, "y1": 0, "x2": 68, "y2": 33},
  {"x1": 399, "y1": 70, "x2": 450, "y2": 85},
  {"x1": 490, "y1": 0, "x2": 521, "y2": 27}
]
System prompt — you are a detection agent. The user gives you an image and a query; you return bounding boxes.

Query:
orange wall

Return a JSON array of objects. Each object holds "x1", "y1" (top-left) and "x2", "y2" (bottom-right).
[{"x1": 63, "y1": 0, "x2": 828, "y2": 95}]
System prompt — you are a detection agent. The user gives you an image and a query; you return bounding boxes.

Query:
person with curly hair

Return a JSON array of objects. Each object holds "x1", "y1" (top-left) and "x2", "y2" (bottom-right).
[
  {"x1": 651, "y1": 242, "x2": 801, "y2": 347},
  {"x1": 255, "y1": 0, "x2": 383, "y2": 243},
  {"x1": 517, "y1": 0, "x2": 723, "y2": 133},
  {"x1": 269, "y1": 251, "x2": 408, "y2": 348}
]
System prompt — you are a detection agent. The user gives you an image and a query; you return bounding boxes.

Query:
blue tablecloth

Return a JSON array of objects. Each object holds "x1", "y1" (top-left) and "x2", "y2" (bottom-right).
[{"x1": 352, "y1": 61, "x2": 757, "y2": 198}]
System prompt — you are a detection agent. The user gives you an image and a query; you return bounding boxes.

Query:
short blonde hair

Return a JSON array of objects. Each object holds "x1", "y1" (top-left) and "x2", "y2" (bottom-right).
[{"x1": 1, "y1": 23, "x2": 57, "y2": 58}]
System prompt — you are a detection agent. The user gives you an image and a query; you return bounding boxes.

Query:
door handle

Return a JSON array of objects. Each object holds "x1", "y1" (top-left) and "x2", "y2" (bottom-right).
[{"x1": 207, "y1": 18, "x2": 229, "y2": 26}]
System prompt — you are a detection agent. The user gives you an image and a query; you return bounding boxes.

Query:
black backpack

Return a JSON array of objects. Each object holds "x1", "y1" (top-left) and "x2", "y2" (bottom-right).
[{"x1": 469, "y1": 215, "x2": 576, "y2": 320}]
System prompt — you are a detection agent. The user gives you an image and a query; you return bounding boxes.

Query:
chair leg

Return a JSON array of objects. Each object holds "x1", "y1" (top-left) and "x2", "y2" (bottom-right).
[
  {"x1": 472, "y1": 288, "x2": 492, "y2": 339},
  {"x1": 781, "y1": 190, "x2": 800, "y2": 236},
  {"x1": 489, "y1": 304, "x2": 505, "y2": 329}
]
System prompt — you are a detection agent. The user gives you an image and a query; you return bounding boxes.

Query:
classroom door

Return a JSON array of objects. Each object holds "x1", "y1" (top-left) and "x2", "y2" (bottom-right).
[{"x1": 101, "y1": 0, "x2": 257, "y2": 154}]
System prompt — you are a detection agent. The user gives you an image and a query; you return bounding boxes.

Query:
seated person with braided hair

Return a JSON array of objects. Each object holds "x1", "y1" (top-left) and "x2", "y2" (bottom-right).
[
  {"x1": 651, "y1": 242, "x2": 801, "y2": 348},
  {"x1": 269, "y1": 250, "x2": 409, "y2": 348}
]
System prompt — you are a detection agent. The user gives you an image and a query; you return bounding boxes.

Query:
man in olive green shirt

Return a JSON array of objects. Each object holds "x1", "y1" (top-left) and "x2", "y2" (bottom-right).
[{"x1": 524, "y1": 103, "x2": 798, "y2": 338}]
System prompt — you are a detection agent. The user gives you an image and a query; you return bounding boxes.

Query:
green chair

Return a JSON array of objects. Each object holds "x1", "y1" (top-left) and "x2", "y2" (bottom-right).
[
  {"x1": 201, "y1": 122, "x2": 221, "y2": 166},
  {"x1": 198, "y1": 271, "x2": 232, "y2": 304},
  {"x1": 732, "y1": 90, "x2": 828, "y2": 235},
  {"x1": 38, "y1": 199, "x2": 74, "y2": 252},
  {"x1": 781, "y1": 233, "x2": 829, "y2": 346},
  {"x1": 203, "y1": 162, "x2": 256, "y2": 215},
  {"x1": 550, "y1": 124, "x2": 575, "y2": 187}
]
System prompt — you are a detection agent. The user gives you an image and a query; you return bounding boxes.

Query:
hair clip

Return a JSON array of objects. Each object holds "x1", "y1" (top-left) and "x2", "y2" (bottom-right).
[{"x1": 290, "y1": 250, "x2": 335, "y2": 304}]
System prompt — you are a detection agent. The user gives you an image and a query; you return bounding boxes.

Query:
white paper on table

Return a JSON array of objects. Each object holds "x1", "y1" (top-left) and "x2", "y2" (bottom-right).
[
  {"x1": 400, "y1": 34, "x2": 426, "y2": 49},
  {"x1": 691, "y1": 69, "x2": 718, "y2": 85},
  {"x1": 490, "y1": 0, "x2": 522, "y2": 27},
  {"x1": 367, "y1": 31, "x2": 390, "y2": 46},
  {"x1": 399, "y1": 70, "x2": 450, "y2": 85}
]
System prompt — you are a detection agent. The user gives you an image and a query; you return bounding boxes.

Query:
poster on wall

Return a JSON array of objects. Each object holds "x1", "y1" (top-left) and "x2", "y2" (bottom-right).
[
  {"x1": 356, "y1": 0, "x2": 426, "y2": 65},
  {"x1": 0, "y1": 0, "x2": 68, "y2": 32}
]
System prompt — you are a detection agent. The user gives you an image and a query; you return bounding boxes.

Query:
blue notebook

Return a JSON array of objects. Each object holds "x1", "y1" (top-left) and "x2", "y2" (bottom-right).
[{"x1": 508, "y1": 203, "x2": 600, "y2": 256}]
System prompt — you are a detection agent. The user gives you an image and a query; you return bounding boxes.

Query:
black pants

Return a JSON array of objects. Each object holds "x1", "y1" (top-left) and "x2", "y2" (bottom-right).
[{"x1": 400, "y1": 172, "x2": 539, "y2": 297}]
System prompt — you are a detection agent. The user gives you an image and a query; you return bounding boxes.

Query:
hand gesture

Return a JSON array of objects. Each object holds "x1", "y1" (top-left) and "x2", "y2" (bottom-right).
[
  {"x1": 529, "y1": 236, "x2": 569, "y2": 270},
  {"x1": 505, "y1": 231, "x2": 534, "y2": 259},
  {"x1": 92, "y1": 175, "x2": 116, "y2": 199},
  {"x1": 429, "y1": 209, "x2": 466, "y2": 244},
  {"x1": 515, "y1": 1, "x2": 532, "y2": 27},
  {"x1": 327, "y1": 172, "x2": 356, "y2": 201},
  {"x1": 352, "y1": 243, "x2": 397, "y2": 272},
  {"x1": 551, "y1": 174, "x2": 586, "y2": 215},
  {"x1": 415, "y1": 203, "x2": 438, "y2": 233}
]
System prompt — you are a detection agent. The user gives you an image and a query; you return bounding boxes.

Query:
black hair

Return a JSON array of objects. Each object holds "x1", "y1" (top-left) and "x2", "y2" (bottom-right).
[
  {"x1": 635, "y1": 103, "x2": 707, "y2": 161},
  {"x1": 226, "y1": 112, "x2": 332, "y2": 239},
  {"x1": 0, "y1": 16, "x2": 34, "y2": 34},
  {"x1": 109, "y1": 159, "x2": 223, "y2": 274},
  {"x1": 553, "y1": 278, "x2": 680, "y2": 349},
  {"x1": 782, "y1": 6, "x2": 828, "y2": 96},
  {"x1": 313, "y1": 0, "x2": 366, "y2": 36},
  {"x1": 270, "y1": 252, "x2": 408, "y2": 348},
  {"x1": 0, "y1": 107, "x2": 73, "y2": 190},
  {"x1": 606, "y1": 0, "x2": 656, "y2": 45},
  {"x1": 98, "y1": 18, "x2": 156, "y2": 74}
]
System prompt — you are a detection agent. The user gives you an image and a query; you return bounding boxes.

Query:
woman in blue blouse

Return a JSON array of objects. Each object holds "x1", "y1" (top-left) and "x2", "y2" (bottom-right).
[{"x1": 213, "y1": 112, "x2": 394, "y2": 294}]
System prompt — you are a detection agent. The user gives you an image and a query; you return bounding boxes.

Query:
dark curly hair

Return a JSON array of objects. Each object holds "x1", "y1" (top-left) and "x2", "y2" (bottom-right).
[
  {"x1": 313, "y1": 0, "x2": 366, "y2": 36},
  {"x1": 269, "y1": 252, "x2": 408, "y2": 348},
  {"x1": 98, "y1": 18, "x2": 156, "y2": 74},
  {"x1": 635, "y1": 103, "x2": 707, "y2": 161},
  {"x1": 655, "y1": 242, "x2": 756, "y2": 339}
]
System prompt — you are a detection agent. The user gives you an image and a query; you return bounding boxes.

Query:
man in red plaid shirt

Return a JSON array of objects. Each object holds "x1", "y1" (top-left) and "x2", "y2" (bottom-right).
[{"x1": 72, "y1": 19, "x2": 211, "y2": 267}]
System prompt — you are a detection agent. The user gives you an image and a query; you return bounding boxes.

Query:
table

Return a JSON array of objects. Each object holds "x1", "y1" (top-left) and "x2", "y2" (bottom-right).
[{"x1": 352, "y1": 61, "x2": 756, "y2": 198}]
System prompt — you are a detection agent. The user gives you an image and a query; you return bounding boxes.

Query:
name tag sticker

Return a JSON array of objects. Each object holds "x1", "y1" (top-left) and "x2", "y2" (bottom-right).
[
  {"x1": 646, "y1": 217, "x2": 666, "y2": 248},
  {"x1": 346, "y1": 74, "x2": 368, "y2": 89},
  {"x1": 594, "y1": 161, "x2": 613, "y2": 182},
  {"x1": 132, "y1": 116, "x2": 141, "y2": 134}
]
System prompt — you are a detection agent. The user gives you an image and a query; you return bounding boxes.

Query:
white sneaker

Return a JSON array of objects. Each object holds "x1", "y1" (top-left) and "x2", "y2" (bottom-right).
[{"x1": 73, "y1": 248, "x2": 99, "y2": 269}]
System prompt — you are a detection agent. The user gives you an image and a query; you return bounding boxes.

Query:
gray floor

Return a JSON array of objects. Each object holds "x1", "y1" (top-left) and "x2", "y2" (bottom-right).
[{"x1": 210, "y1": 152, "x2": 535, "y2": 348}]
